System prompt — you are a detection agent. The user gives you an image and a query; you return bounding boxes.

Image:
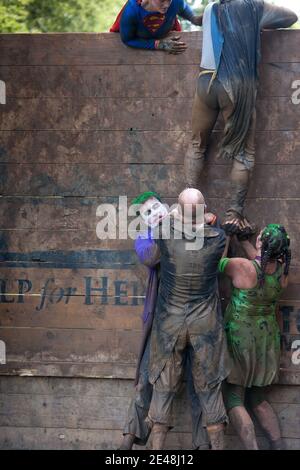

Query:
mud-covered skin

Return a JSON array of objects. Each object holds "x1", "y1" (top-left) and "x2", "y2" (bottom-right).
[{"x1": 224, "y1": 260, "x2": 283, "y2": 387}]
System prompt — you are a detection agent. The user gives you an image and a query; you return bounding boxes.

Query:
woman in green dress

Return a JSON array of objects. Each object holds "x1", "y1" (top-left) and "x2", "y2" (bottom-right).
[{"x1": 219, "y1": 223, "x2": 291, "y2": 450}]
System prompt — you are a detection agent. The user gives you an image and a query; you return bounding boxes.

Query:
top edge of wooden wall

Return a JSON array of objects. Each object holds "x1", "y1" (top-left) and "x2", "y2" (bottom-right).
[{"x1": 0, "y1": 30, "x2": 299, "y2": 66}]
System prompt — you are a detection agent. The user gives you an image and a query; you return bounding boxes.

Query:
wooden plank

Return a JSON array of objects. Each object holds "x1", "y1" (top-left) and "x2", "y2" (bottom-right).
[
  {"x1": 1, "y1": 377, "x2": 299, "y2": 405},
  {"x1": 0, "y1": 425, "x2": 207, "y2": 450},
  {"x1": 2, "y1": 163, "x2": 300, "y2": 200},
  {"x1": 1, "y1": 130, "x2": 299, "y2": 165},
  {"x1": 0, "y1": 389, "x2": 193, "y2": 433},
  {"x1": 1, "y1": 424, "x2": 299, "y2": 450},
  {"x1": 1, "y1": 423, "x2": 299, "y2": 450},
  {"x1": 0, "y1": 267, "x2": 147, "y2": 296},
  {"x1": 1, "y1": 264, "x2": 300, "y2": 297},
  {"x1": 1, "y1": 63, "x2": 298, "y2": 99},
  {"x1": 0, "y1": 376, "x2": 135, "y2": 397},
  {"x1": 0, "y1": 261, "x2": 298, "y2": 327},
  {"x1": 0, "y1": 32, "x2": 203, "y2": 66},
  {"x1": 0, "y1": 218, "x2": 300, "y2": 261},
  {"x1": 265, "y1": 384, "x2": 300, "y2": 404},
  {"x1": 0, "y1": 230, "x2": 299, "y2": 264},
  {"x1": 224, "y1": 435, "x2": 300, "y2": 451},
  {"x1": 2, "y1": 195, "x2": 300, "y2": 232},
  {"x1": 0, "y1": 31, "x2": 299, "y2": 66},
  {"x1": 0, "y1": 97, "x2": 299, "y2": 131},
  {"x1": 0, "y1": 362, "x2": 136, "y2": 379},
  {"x1": 0, "y1": 327, "x2": 141, "y2": 364},
  {"x1": 0, "y1": 425, "x2": 191, "y2": 450},
  {"x1": 0, "y1": 65, "x2": 198, "y2": 99},
  {"x1": 0, "y1": 390, "x2": 299, "y2": 438},
  {"x1": 0, "y1": 230, "x2": 135, "y2": 252},
  {"x1": 0, "y1": 303, "x2": 299, "y2": 384},
  {"x1": 0, "y1": 300, "x2": 144, "y2": 330},
  {"x1": 0, "y1": 392, "x2": 132, "y2": 430},
  {"x1": 261, "y1": 30, "x2": 300, "y2": 64},
  {"x1": 0, "y1": 224, "x2": 299, "y2": 257}
]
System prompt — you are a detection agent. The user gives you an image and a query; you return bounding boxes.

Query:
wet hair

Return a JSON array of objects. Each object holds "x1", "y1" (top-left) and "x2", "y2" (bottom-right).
[
  {"x1": 259, "y1": 224, "x2": 291, "y2": 286},
  {"x1": 131, "y1": 191, "x2": 162, "y2": 207}
]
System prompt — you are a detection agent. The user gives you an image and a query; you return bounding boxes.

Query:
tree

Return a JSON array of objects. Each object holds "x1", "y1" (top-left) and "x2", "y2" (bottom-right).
[
  {"x1": 0, "y1": 0, "x2": 32, "y2": 32},
  {"x1": 0, "y1": 0, "x2": 125, "y2": 33}
]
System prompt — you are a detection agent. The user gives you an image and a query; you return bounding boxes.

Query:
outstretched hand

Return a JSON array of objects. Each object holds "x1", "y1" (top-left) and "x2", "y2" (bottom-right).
[{"x1": 157, "y1": 35, "x2": 187, "y2": 54}]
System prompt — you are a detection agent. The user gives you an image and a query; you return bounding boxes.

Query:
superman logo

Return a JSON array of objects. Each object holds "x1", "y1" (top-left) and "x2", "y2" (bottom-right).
[{"x1": 143, "y1": 13, "x2": 166, "y2": 33}]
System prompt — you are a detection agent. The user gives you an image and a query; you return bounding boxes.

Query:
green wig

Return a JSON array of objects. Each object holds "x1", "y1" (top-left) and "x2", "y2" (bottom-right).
[
  {"x1": 131, "y1": 191, "x2": 162, "y2": 206},
  {"x1": 259, "y1": 224, "x2": 291, "y2": 286}
]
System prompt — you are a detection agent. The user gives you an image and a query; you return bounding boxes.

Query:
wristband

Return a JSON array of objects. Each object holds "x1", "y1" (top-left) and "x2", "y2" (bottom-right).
[{"x1": 218, "y1": 257, "x2": 230, "y2": 274}]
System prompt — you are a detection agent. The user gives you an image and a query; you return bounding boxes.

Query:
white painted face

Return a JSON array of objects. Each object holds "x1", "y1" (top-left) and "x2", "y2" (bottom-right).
[{"x1": 139, "y1": 197, "x2": 168, "y2": 228}]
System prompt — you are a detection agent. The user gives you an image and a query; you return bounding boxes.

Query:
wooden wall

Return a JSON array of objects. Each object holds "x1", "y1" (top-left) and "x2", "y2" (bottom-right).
[{"x1": 0, "y1": 31, "x2": 300, "y2": 449}]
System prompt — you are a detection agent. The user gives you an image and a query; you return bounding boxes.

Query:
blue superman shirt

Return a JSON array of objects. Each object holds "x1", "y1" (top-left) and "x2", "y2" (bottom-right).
[{"x1": 119, "y1": 0, "x2": 195, "y2": 50}]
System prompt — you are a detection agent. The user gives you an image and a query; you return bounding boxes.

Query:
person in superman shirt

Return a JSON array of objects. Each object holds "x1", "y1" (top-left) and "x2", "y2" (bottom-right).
[{"x1": 110, "y1": 0, "x2": 203, "y2": 53}]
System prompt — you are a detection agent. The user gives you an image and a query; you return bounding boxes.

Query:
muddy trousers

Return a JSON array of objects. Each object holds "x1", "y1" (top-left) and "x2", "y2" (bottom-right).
[
  {"x1": 147, "y1": 328, "x2": 228, "y2": 449},
  {"x1": 123, "y1": 336, "x2": 209, "y2": 449},
  {"x1": 184, "y1": 73, "x2": 256, "y2": 217}
]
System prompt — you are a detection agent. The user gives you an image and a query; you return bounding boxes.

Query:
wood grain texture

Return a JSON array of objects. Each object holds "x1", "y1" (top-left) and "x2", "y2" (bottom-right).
[
  {"x1": 0, "y1": 31, "x2": 300, "y2": 391},
  {"x1": 1, "y1": 130, "x2": 299, "y2": 164},
  {"x1": 0, "y1": 97, "x2": 299, "y2": 131},
  {"x1": 0, "y1": 377, "x2": 299, "y2": 449},
  {"x1": 0, "y1": 63, "x2": 298, "y2": 99},
  {"x1": 0, "y1": 31, "x2": 299, "y2": 66},
  {"x1": 2, "y1": 163, "x2": 300, "y2": 201}
]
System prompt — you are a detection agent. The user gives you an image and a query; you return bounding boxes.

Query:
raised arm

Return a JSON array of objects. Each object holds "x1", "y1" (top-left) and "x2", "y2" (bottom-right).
[
  {"x1": 239, "y1": 239, "x2": 257, "y2": 260},
  {"x1": 261, "y1": 1, "x2": 298, "y2": 30},
  {"x1": 135, "y1": 232, "x2": 161, "y2": 267}
]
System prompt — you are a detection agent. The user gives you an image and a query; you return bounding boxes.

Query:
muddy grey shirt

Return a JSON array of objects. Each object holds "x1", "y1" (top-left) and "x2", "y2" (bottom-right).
[
  {"x1": 201, "y1": 0, "x2": 298, "y2": 70},
  {"x1": 146, "y1": 217, "x2": 230, "y2": 389}
]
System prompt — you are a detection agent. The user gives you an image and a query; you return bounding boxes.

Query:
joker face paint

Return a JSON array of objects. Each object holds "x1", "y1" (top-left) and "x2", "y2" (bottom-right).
[{"x1": 139, "y1": 197, "x2": 168, "y2": 228}]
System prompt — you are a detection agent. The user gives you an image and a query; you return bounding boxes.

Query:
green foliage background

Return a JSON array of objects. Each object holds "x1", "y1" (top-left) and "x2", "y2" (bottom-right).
[
  {"x1": 0, "y1": 0, "x2": 125, "y2": 32},
  {"x1": 0, "y1": 0, "x2": 297, "y2": 33},
  {"x1": 0, "y1": 0, "x2": 207, "y2": 33}
]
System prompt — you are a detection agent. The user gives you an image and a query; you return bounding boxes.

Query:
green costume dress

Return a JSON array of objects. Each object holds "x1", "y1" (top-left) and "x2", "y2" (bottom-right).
[{"x1": 223, "y1": 259, "x2": 282, "y2": 387}]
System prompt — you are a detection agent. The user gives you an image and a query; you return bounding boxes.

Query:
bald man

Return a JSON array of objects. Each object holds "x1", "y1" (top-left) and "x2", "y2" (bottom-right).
[{"x1": 142, "y1": 188, "x2": 230, "y2": 450}]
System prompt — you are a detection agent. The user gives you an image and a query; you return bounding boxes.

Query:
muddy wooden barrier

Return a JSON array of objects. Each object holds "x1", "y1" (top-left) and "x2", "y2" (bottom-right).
[{"x1": 0, "y1": 31, "x2": 299, "y2": 449}]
